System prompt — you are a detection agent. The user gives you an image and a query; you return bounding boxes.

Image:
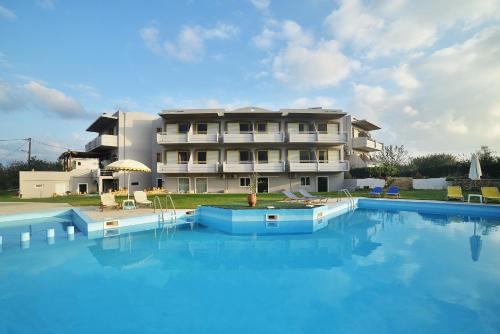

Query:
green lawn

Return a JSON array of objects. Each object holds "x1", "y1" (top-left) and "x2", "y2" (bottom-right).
[{"x1": 0, "y1": 189, "x2": 483, "y2": 209}]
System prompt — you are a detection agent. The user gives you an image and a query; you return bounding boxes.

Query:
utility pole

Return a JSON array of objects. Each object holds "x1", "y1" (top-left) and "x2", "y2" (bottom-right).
[{"x1": 27, "y1": 137, "x2": 32, "y2": 166}]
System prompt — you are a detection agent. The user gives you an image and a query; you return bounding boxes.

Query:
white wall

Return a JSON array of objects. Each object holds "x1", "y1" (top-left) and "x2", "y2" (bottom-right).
[
  {"x1": 117, "y1": 111, "x2": 158, "y2": 192},
  {"x1": 343, "y1": 178, "x2": 385, "y2": 190},
  {"x1": 413, "y1": 178, "x2": 450, "y2": 190},
  {"x1": 20, "y1": 170, "x2": 98, "y2": 198}
]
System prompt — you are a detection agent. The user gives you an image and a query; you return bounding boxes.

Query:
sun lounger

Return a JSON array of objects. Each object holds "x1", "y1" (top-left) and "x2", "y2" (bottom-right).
[
  {"x1": 100, "y1": 193, "x2": 120, "y2": 211},
  {"x1": 282, "y1": 190, "x2": 314, "y2": 204},
  {"x1": 369, "y1": 187, "x2": 383, "y2": 197},
  {"x1": 385, "y1": 186, "x2": 400, "y2": 198},
  {"x1": 481, "y1": 187, "x2": 500, "y2": 203},
  {"x1": 447, "y1": 186, "x2": 464, "y2": 201},
  {"x1": 298, "y1": 189, "x2": 328, "y2": 203},
  {"x1": 134, "y1": 191, "x2": 153, "y2": 207}
]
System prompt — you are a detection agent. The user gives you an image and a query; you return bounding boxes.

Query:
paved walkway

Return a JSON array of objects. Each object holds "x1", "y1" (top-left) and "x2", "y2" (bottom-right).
[{"x1": 0, "y1": 202, "x2": 71, "y2": 215}]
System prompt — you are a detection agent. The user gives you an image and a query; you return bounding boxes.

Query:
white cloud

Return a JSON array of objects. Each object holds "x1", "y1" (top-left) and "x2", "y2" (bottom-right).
[
  {"x1": 325, "y1": 0, "x2": 500, "y2": 58},
  {"x1": 0, "y1": 5, "x2": 16, "y2": 20},
  {"x1": 36, "y1": 0, "x2": 55, "y2": 9},
  {"x1": 0, "y1": 79, "x2": 25, "y2": 111},
  {"x1": 253, "y1": 20, "x2": 312, "y2": 50},
  {"x1": 140, "y1": 22, "x2": 239, "y2": 62},
  {"x1": 403, "y1": 105, "x2": 418, "y2": 116},
  {"x1": 67, "y1": 83, "x2": 100, "y2": 99},
  {"x1": 291, "y1": 96, "x2": 335, "y2": 109},
  {"x1": 24, "y1": 81, "x2": 87, "y2": 118},
  {"x1": 139, "y1": 26, "x2": 162, "y2": 54},
  {"x1": 273, "y1": 40, "x2": 359, "y2": 89},
  {"x1": 250, "y1": 0, "x2": 270, "y2": 10},
  {"x1": 349, "y1": 26, "x2": 500, "y2": 153},
  {"x1": 254, "y1": 20, "x2": 358, "y2": 89}
]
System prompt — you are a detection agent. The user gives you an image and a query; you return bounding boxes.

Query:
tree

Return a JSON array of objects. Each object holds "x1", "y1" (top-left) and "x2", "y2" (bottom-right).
[{"x1": 377, "y1": 145, "x2": 409, "y2": 167}]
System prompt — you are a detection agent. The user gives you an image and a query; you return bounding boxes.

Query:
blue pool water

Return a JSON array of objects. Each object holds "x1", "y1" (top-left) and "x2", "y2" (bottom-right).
[{"x1": 1, "y1": 208, "x2": 500, "y2": 333}]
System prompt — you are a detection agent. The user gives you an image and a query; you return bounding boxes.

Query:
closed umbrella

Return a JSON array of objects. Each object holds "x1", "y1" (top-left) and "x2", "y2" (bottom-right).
[
  {"x1": 469, "y1": 153, "x2": 482, "y2": 180},
  {"x1": 105, "y1": 159, "x2": 151, "y2": 200}
]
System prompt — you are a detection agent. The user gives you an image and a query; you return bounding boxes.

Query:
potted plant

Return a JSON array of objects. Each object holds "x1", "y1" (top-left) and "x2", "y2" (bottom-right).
[{"x1": 247, "y1": 172, "x2": 258, "y2": 207}]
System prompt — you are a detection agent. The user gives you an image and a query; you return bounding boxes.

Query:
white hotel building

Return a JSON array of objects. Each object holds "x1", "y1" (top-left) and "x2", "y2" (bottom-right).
[{"x1": 84, "y1": 107, "x2": 383, "y2": 194}]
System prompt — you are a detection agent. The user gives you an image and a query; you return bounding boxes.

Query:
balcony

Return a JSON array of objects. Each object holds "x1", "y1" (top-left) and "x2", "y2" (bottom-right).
[
  {"x1": 223, "y1": 132, "x2": 284, "y2": 143},
  {"x1": 352, "y1": 137, "x2": 383, "y2": 152},
  {"x1": 157, "y1": 162, "x2": 219, "y2": 173},
  {"x1": 222, "y1": 161, "x2": 286, "y2": 173},
  {"x1": 288, "y1": 160, "x2": 349, "y2": 172},
  {"x1": 85, "y1": 134, "x2": 118, "y2": 152},
  {"x1": 288, "y1": 132, "x2": 347, "y2": 144},
  {"x1": 156, "y1": 132, "x2": 219, "y2": 144}
]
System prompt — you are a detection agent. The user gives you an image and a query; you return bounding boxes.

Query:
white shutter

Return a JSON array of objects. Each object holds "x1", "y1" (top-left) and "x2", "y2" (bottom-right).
[
  {"x1": 269, "y1": 150, "x2": 280, "y2": 162},
  {"x1": 327, "y1": 123, "x2": 339, "y2": 134},
  {"x1": 227, "y1": 122, "x2": 239, "y2": 133},
  {"x1": 288, "y1": 150, "x2": 299, "y2": 162},
  {"x1": 166, "y1": 151, "x2": 177, "y2": 164},
  {"x1": 227, "y1": 150, "x2": 238, "y2": 163},
  {"x1": 166, "y1": 123, "x2": 177, "y2": 134},
  {"x1": 207, "y1": 150, "x2": 219, "y2": 163},
  {"x1": 207, "y1": 123, "x2": 218, "y2": 134},
  {"x1": 328, "y1": 149, "x2": 340, "y2": 161},
  {"x1": 268, "y1": 122, "x2": 279, "y2": 133},
  {"x1": 288, "y1": 123, "x2": 299, "y2": 133}
]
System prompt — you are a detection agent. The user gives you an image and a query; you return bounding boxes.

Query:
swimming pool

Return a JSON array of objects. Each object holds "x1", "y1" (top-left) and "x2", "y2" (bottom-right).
[{"x1": 0, "y1": 205, "x2": 499, "y2": 333}]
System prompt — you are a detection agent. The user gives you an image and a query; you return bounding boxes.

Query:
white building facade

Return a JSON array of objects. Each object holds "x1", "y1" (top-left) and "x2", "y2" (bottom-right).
[{"x1": 84, "y1": 107, "x2": 384, "y2": 194}]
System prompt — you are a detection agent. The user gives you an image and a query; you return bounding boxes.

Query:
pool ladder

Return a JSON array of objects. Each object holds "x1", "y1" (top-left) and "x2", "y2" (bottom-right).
[
  {"x1": 153, "y1": 194, "x2": 177, "y2": 223},
  {"x1": 337, "y1": 188, "x2": 355, "y2": 210}
]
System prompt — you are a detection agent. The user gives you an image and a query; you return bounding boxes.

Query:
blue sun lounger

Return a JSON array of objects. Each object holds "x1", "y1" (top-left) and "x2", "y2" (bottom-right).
[
  {"x1": 386, "y1": 186, "x2": 400, "y2": 198},
  {"x1": 369, "y1": 187, "x2": 383, "y2": 197}
]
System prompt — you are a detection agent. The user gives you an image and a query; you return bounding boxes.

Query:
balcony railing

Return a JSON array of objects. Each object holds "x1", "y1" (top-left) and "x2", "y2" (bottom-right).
[
  {"x1": 288, "y1": 160, "x2": 349, "y2": 172},
  {"x1": 288, "y1": 131, "x2": 347, "y2": 143},
  {"x1": 223, "y1": 132, "x2": 285, "y2": 143},
  {"x1": 85, "y1": 134, "x2": 118, "y2": 152},
  {"x1": 157, "y1": 132, "x2": 219, "y2": 144},
  {"x1": 157, "y1": 162, "x2": 219, "y2": 173},
  {"x1": 352, "y1": 137, "x2": 384, "y2": 152},
  {"x1": 222, "y1": 161, "x2": 286, "y2": 173}
]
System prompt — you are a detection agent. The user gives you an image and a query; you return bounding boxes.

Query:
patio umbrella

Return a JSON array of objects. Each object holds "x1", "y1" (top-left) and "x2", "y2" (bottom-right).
[
  {"x1": 469, "y1": 153, "x2": 482, "y2": 180},
  {"x1": 105, "y1": 159, "x2": 151, "y2": 200}
]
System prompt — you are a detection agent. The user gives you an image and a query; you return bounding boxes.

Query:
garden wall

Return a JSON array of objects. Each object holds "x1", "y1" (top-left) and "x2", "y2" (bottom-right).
[
  {"x1": 413, "y1": 178, "x2": 450, "y2": 190},
  {"x1": 343, "y1": 178, "x2": 385, "y2": 190}
]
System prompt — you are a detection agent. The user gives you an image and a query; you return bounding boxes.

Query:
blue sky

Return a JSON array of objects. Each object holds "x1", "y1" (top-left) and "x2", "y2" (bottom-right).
[{"x1": 1, "y1": 0, "x2": 500, "y2": 162}]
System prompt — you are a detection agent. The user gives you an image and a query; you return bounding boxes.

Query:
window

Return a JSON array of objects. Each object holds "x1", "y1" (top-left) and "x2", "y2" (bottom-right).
[
  {"x1": 299, "y1": 150, "x2": 311, "y2": 162},
  {"x1": 240, "y1": 177, "x2": 250, "y2": 187},
  {"x1": 239, "y1": 122, "x2": 252, "y2": 133},
  {"x1": 196, "y1": 151, "x2": 207, "y2": 164},
  {"x1": 257, "y1": 150, "x2": 268, "y2": 163},
  {"x1": 178, "y1": 151, "x2": 190, "y2": 164},
  {"x1": 178, "y1": 122, "x2": 190, "y2": 133},
  {"x1": 256, "y1": 122, "x2": 267, "y2": 133},
  {"x1": 156, "y1": 153, "x2": 162, "y2": 163},
  {"x1": 131, "y1": 182, "x2": 139, "y2": 186},
  {"x1": 156, "y1": 127, "x2": 162, "y2": 133},
  {"x1": 196, "y1": 123, "x2": 207, "y2": 134},
  {"x1": 317, "y1": 123, "x2": 327, "y2": 133},
  {"x1": 239, "y1": 150, "x2": 251, "y2": 162},
  {"x1": 77, "y1": 162, "x2": 81, "y2": 166},
  {"x1": 317, "y1": 150, "x2": 327, "y2": 162},
  {"x1": 300, "y1": 176, "x2": 310, "y2": 186},
  {"x1": 299, "y1": 123, "x2": 308, "y2": 133},
  {"x1": 178, "y1": 178, "x2": 190, "y2": 193}
]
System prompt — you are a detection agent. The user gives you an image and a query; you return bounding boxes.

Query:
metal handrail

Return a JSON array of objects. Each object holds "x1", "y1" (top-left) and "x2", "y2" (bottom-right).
[
  {"x1": 153, "y1": 196, "x2": 165, "y2": 222},
  {"x1": 165, "y1": 194, "x2": 177, "y2": 220},
  {"x1": 337, "y1": 188, "x2": 355, "y2": 210}
]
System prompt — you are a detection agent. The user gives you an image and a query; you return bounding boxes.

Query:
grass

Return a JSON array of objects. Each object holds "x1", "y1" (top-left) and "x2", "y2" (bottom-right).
[{"x1": 0, "y1": 189, "x2": 487, "y2": 209}]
